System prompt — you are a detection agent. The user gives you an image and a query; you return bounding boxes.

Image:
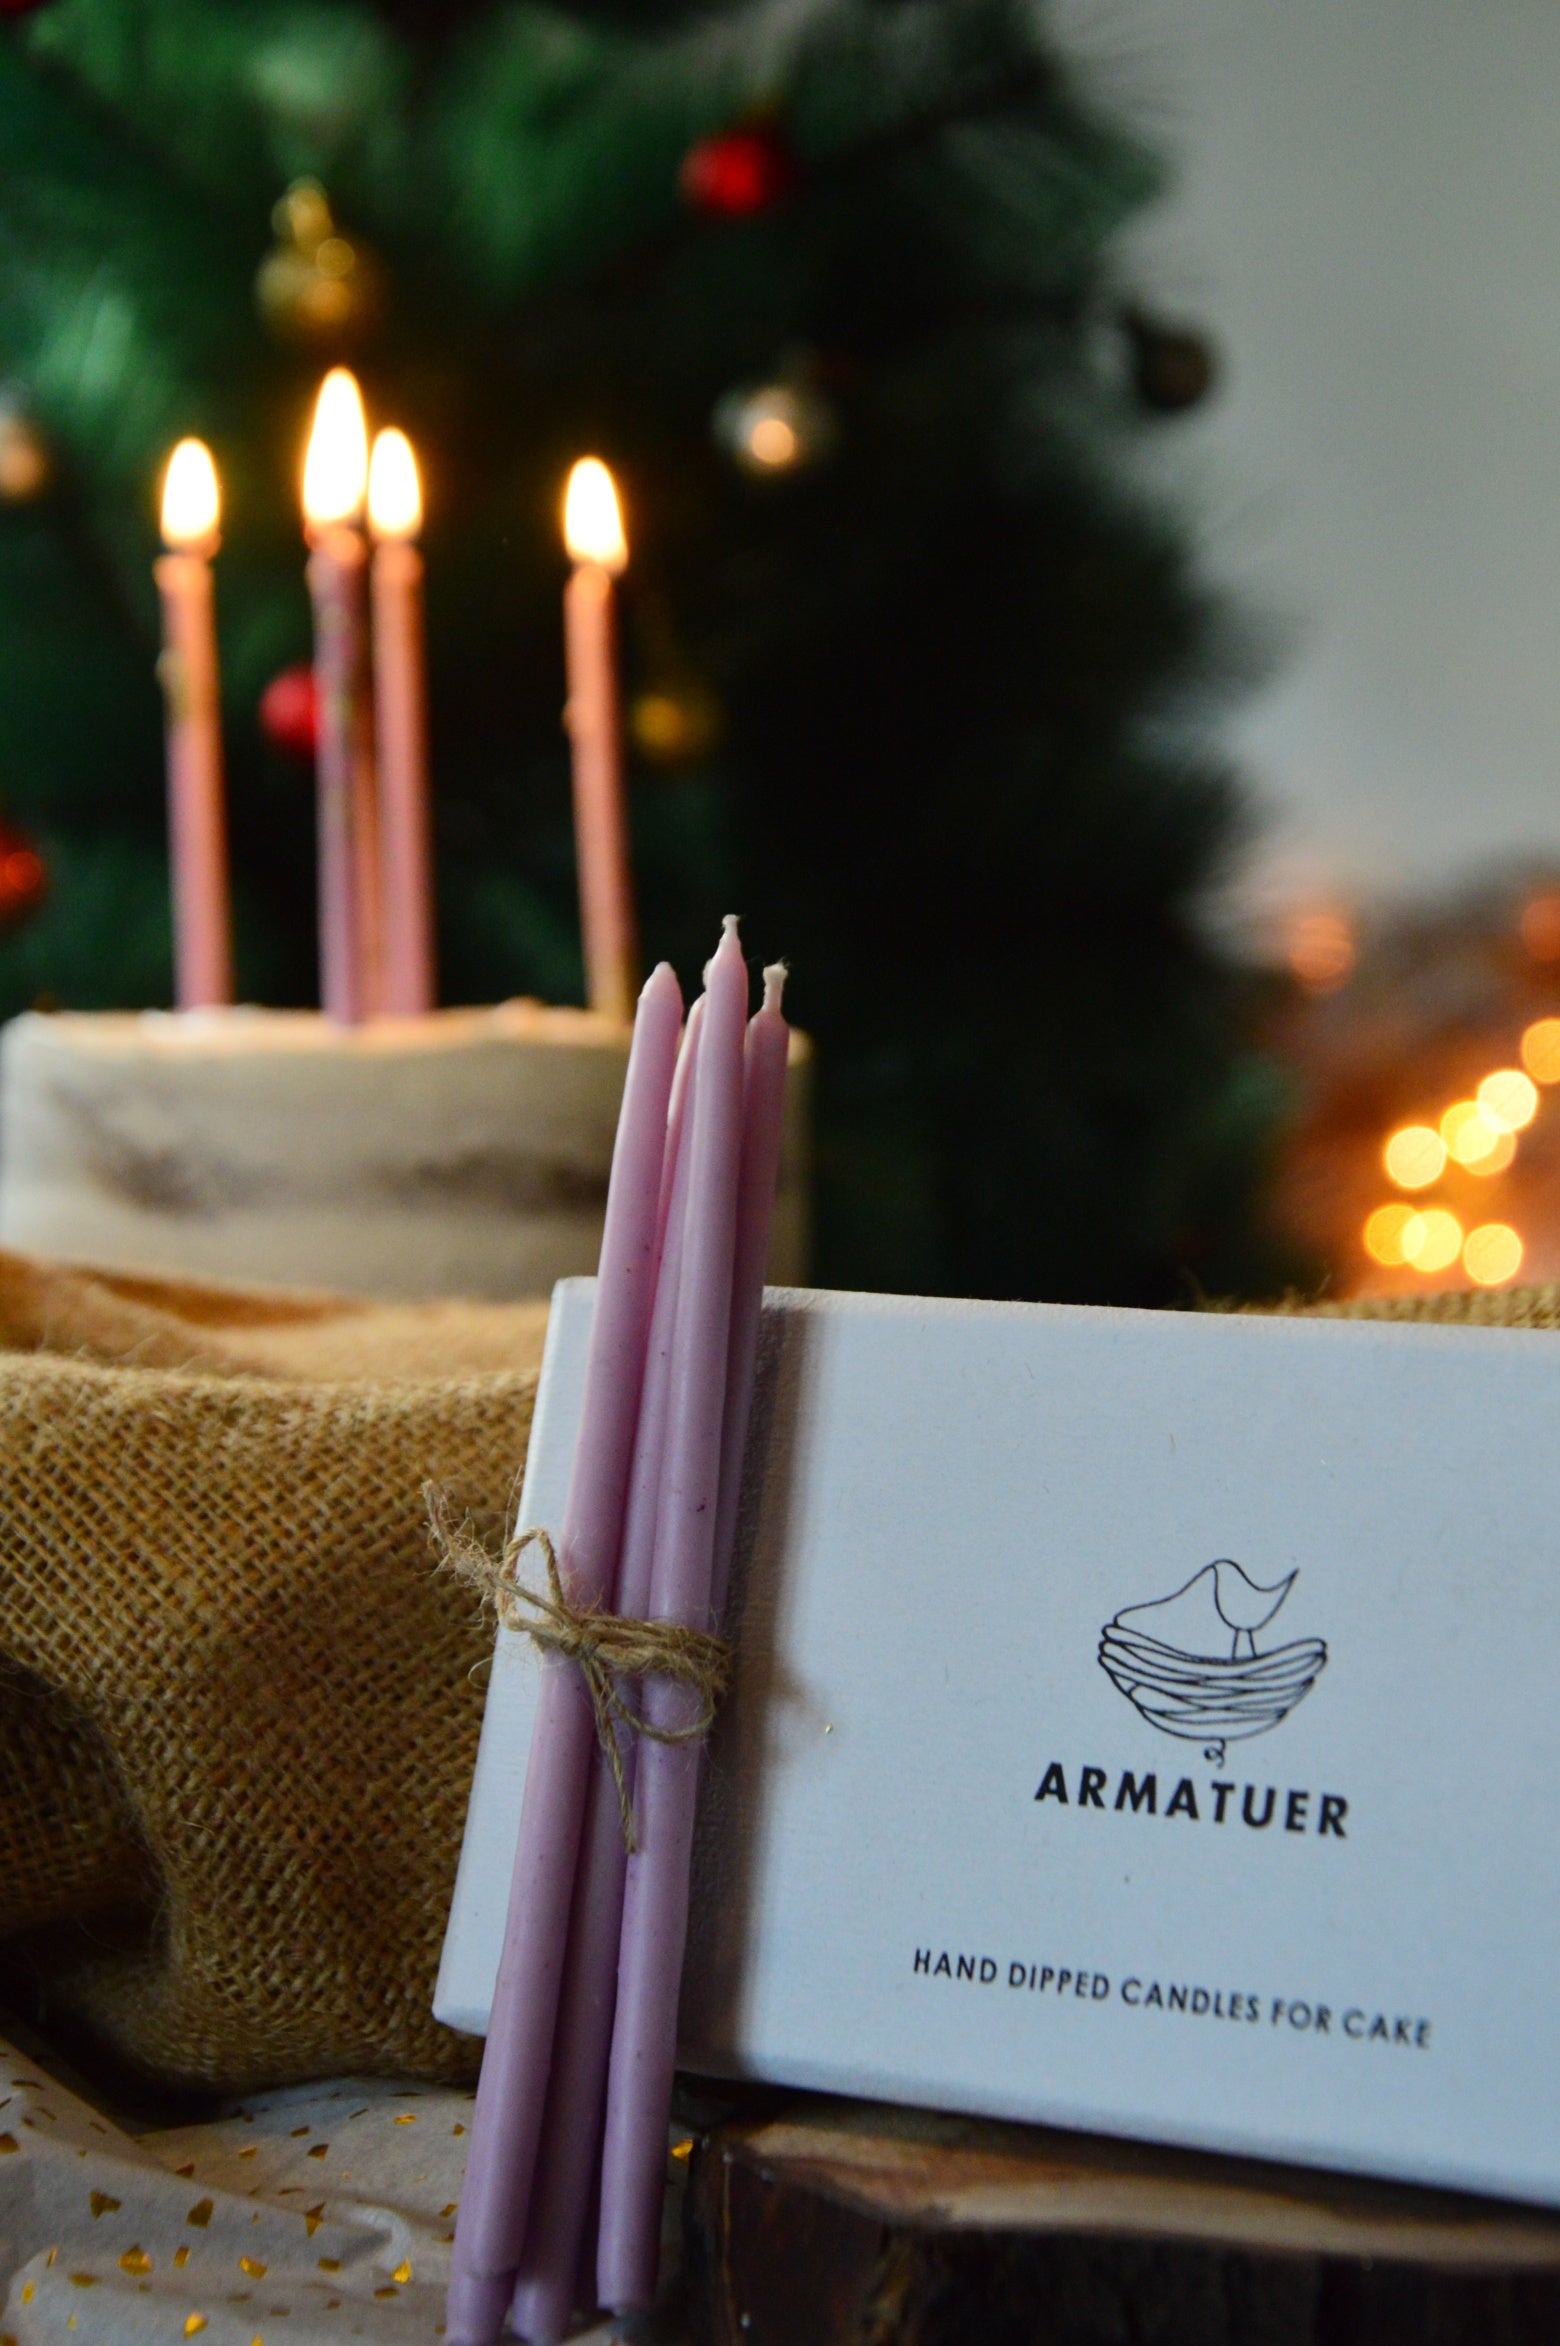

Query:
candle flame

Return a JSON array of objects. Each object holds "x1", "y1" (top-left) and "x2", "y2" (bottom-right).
[
  {"x1": 563, "y1": 457, "x2": 627, "y2": 573},
  {"x1": 161, "y1": 439, "x2": 220, "y2": 550},
  {"x1": 303, "y1": 368, "x2": 369, "y2": 527},
  {"x1": 368, "y1": 428, "x2": 421, "y2": 540}
]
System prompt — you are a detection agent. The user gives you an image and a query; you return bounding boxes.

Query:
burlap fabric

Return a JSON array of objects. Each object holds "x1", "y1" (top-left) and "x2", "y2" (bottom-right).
[
  {"x1": 0, "y1": 1250, "x2": 547, "y2": 2095},
  {"x1": 0, "y1": 1250, "x2": 1555, "y2": 2101}
]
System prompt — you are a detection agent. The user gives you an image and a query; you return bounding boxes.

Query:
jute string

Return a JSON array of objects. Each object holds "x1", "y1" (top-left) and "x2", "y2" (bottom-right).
[{"x1": 425, "y1": 1485, "x2": 732, "y2": 1852}]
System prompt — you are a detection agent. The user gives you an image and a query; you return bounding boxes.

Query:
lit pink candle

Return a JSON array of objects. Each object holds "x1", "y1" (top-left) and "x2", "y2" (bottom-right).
[
  {"x1": 598, "y1": 915, "x2": 751, "y2": 2312},
  {"x1": 156, "y1": 439, "x2": 234, "y2": 1008},
  {"x1": 446, "y1": 958, "x2": 683, "y2": 2346},
  {"x1": 563, "y1": 458, "x2": 639, "y2": 1025},
  {"x1": 303, "y1": 368, "x2": 380, "y2": 1024},
  {"x1": 509, "y1": 997, "x2": 704, "y2": 2346},
  {"x1": 369, "y1": 427, "x2": 436, "y2": 1015}
]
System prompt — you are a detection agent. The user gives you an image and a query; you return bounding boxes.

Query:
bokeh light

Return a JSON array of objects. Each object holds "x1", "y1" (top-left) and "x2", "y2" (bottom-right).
[
  {"x1": 1463, "y1": 1223, "x2": 1523, "y2": 1287},
  {"x1": 1382, "y1": 1125, "x2": 1445, "y2": 1189},
  {"x1": 1520, "y1": 893, "x2": 1560, "y2": 962},
  {"x1": 1287, "y1": 909, "x2": 1355, "y2": 992},
  {"x1": 1462, "y1": 1126, "x2": 1515, "y2": 1175},
  {"x1": 1440, "y1": 1100, "x2": 1503, "y2": 1167},
  {"x1": 1363, "y1": 1203, "x2": 1420, "y2": 1267},
  {"x1": 1403, "y1": 1207, "x2": 1463, "y2": 1273},
  {"x1": 1520, "y1": 1017, "x2": 1560, "y2": 1084},
  {"x1": 1476, "y1": 1068, "x2": 1538, "y2": 1133}
]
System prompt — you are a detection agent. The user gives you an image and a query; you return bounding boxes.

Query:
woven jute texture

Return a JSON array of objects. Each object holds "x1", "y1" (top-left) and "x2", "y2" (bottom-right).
[
  {"x1": 0, "y1": 1250, "x2": 548, "y2": 2094},
  {"x1": 1, "y1": 1251, "x2": 1556, "y2": 2099}
]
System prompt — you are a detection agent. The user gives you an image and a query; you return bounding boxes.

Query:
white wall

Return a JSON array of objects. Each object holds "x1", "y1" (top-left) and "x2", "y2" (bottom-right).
[{"x1": 1050, "y1": 0, "x2": 1560, "y2": 929}]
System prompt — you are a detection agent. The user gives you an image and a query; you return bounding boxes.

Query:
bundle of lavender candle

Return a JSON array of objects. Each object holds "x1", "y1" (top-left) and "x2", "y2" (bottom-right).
[{"x1": 447, "y1": 919, "x2": 788, "y2": 2345}]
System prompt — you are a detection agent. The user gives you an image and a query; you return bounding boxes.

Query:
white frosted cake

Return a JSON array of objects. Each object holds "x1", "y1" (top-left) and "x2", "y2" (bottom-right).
[{"x1": 0, "y1": 1003, "x2": 811, "y2": 1302}]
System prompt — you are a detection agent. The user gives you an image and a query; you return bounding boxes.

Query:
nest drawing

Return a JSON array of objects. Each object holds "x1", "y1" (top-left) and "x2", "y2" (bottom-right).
[{"x1": 1098, "y1": 1560, "x2": 1327, "y2": 1765}]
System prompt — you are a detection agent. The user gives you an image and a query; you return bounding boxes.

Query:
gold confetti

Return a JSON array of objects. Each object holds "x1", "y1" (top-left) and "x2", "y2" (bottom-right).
[
  {"x1": 439, "y1": 2203, "x2": 457, "y2": 2221},
  {"x1": 65, "y1": 2320, "x2": 75, "y2": 2334},
  {"x1": 394, "y1": 2114, "x2": 417, "y2": 2126},
  {"x1": 175, "y1": 2161, "x2": 196, "y2": 2178},
  {"x1": 185, "y1": 2317, "x2": 208, "y2": 2337},
  {"x1": 187, "y1": 2199, "x2": 215, "y2": 2228},
  {"x1": 290, "y1": 2127, "x2": 310, "y2": 2138},
  {"x1": 174, "y1": 2246, "x2": 191, "y2": 2269},
  {"x1": 45, "y1": 2248, "x2": 58, "y2": 2267},
  {"x1": 239, "y1": 2257, "x2": 268, "y2": 2278},
  {"x1": 19, "y1": 2283, "x2": 34, "y2": 2305},
  {"x1": 374, "y1": 2285, "x2": 397, "y2": 2298},
  {"x1": 670, "y1": 2138, "x2": 694, "y2": 2163},
  {"x1": 119, "y1": 2248, "x2": 152, "y2": 2275},
  {"x1": 317, "y1": 2258, "x2": 341, "y2": 2274},
  {"x1": 392, "y1": 2260, "x2": 412, "y2": 2284},
  {"x1": 252, "y1": 2336, "x2": 265, "y2": 2345},
  {"x1": 88, "y1": 2191, "x2": 121, "y2": 2217},
  {"x1": 0, "y1": 2135, "x2": 16, "y2": 2154},
  {"x1": 68, "y1": 2274, "x2": 98, "y2": 2288},
  {"x1": 306, "y1": 2144, "x2": 329, "y2": 2159},
  {"x1": 434, "y1": 2233, "x2": 453, "y2": 2246},
  {"x1": 451, "y1": 2124, "x2": 466, "y2": 2136},
  {"x1": 303, "y1": 2204, "x2": 325, "y2": 2237},
  {"x1": 238, "y1": 2145, "x2": 258, "y2": 2159}
]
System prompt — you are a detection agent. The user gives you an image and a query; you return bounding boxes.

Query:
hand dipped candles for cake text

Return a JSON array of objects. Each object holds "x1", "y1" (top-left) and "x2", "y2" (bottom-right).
[
  {"x1": 446, "y1": 958, "x2": 682, "y2": 2346},
  {"x1": 156, "y1": 439, "x2": 234, "y2": 1009}
]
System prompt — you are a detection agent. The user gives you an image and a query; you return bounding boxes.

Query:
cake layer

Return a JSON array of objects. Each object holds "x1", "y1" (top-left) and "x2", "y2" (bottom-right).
[{"x1": 0, "y1": 1004, "x2": 811, "y2": 1301}]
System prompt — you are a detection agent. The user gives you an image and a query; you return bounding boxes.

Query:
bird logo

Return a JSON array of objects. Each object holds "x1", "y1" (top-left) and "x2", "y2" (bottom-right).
[{"x1": 1098, "y1": 1561, "x2": 1327, "y2": 1764}]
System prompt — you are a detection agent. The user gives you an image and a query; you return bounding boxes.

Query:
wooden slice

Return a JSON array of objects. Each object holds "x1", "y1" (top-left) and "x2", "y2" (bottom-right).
[{"x1": 682, "y1": 2095, "x2": 1560, "y2": 2345}]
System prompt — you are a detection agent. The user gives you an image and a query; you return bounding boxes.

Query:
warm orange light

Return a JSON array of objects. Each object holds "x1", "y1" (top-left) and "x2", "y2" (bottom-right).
[
  {"x1": 1463, "y1": 1222, "x2": 1523, "y2": 1286},
  {"x1": 1382, "y1": 1124, "x2": 1445, "y2": 1190},
  {"x1": 1520, "y1": 892, "x2": 1560, "y2": 962},
  {"x1": 748, "y1": 414, "x2": 801, "y2": 468},
  {"x1": 302, "y1": 368, "x2": 369, "y2": 528},
  {"x1": 1439, "y1": 1099, "x2": 1503, "y2": 1167},
  {"x1": 1286, "y1": 908, "x2": 1355, "y2": 992},
  {"x1": 367, "y1": 428, "x2": 421, "y2": 540},
  {"x1": 1364, "y1": 1203, "x2": 1420, "y2": 1267},
  {"x1": 161, "y1": 438, "x2": 220, "y2": 550},
  {"x1": 1464, "y1": 1126, "x2": 1515, "y2": 1176},
  {"x1": 562, "y1": 458, "x2": 627, "y2": 573},
  {"x1": 1477, "y1": 1067, "x2": 1538, "y2": 1133},
  {"x1": 1521, "y1": 1017, "x2": 1560, "y2": 1084},
  {"x1": 1402, "y1": 1207, "x2": 1463, "y2": 1273}
]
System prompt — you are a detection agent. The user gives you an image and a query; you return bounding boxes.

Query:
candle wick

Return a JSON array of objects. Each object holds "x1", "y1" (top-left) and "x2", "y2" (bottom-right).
[{"x1": 761, "y1": 961, "x2": 788, "y2": 1014}]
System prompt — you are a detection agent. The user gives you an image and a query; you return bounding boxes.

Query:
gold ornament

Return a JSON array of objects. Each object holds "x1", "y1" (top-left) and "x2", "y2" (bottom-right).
[
  {"x1": 255, "y1": 180, "x2": 384, "y2": 346},
  {"x1": 630, "y1": 679, "x2": 724, "y2": 766},
  {"x1": 0, "y1": 402, "x2": 50, "y2": 502}
]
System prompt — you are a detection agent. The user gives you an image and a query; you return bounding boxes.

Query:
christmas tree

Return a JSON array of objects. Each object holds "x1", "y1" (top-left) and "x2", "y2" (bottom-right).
[{"x1": 0, "y1": 0, "x2": 1291, "y2": 1304}]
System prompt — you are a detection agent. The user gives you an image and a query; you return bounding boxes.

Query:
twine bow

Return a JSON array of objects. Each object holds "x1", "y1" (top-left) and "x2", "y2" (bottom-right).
[{"x1": 427, "y1": 1485, "x2": 732, "y2": 1851}]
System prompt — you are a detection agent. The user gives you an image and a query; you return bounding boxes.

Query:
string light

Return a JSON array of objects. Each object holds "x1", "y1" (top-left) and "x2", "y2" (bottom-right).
[
  {"x1": 1402, "y1": 1208, "x2": 1463, "y2": 1273},
  {"x1": 1476, "y1": 1067, "x2": 1538, "y2": 1133},
  {"x1": 1463, "y1": 1223, "x2": 1523, "y2": 1286},
  {"x1": 1363, "y1": 1203, "x2": 1420, "y2": 1267},
  {"x1": 1439, "y1": 1099, "x2": 1504, "y2": 1168},
  {"x1": 1382, "y1": 1125, "x2": 1445, "y2": 1189}
]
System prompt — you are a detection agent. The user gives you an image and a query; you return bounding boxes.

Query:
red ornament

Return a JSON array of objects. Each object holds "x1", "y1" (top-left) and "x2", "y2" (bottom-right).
[
  {"x1": 0, "y1": 815, "x2": 46, "y2": 927},
  {"x1": 259, "y1": 663, "x2": 318, "y2": 761},
  {"x1": 679, "y1": 123, "x2": 796, "y2": 217}
]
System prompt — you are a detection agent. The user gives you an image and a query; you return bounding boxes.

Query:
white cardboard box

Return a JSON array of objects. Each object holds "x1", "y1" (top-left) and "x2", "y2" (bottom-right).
[{"x1": 437, "y1": 1282, "x2": 1560, "y2": 2205}]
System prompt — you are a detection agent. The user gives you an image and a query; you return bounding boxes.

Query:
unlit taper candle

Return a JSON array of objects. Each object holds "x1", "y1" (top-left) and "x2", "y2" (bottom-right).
[
  {"x1": 563, "y1": 458, "x2": 639, "y2": 1025},
  {"x1": 510, "y1": 997, "x2": 706, "y2": 2346},
  {"x1": 597, "y1": 915, "x2": 751, "y2": 2310},
  {"x1": 369, "y1": 428, "x2": 436, "y2": 1015},
  {"x1": 446, "y1": 959, "x2": 683, "y2": 2346},
  {"x1": 156, "y1": 439, "x2": 233, "y2": 1008},
  {"x1": 303, "y1": 368, "x2": 380, "y2": 1024}
]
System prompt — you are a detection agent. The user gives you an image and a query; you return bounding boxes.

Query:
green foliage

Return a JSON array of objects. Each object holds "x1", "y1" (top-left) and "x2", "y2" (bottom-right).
[{"x1": 0, "y1": 0, "x2": 1296, "y2": 1303}]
